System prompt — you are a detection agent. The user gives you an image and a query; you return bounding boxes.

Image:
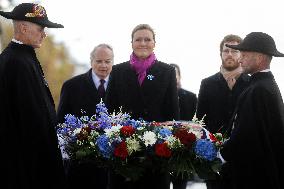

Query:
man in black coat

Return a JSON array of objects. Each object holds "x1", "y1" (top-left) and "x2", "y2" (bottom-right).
[
  {"x1": 196, "y1": 34, "x2": 250, "y2": 189},
  {"x1": 221, "y1": 32, "x2": 284, "y2": 189},
  {"x1": 170, "y1": 63, "x2": 197, "y2": 189},
  {"x1": 57, "y1": 44, "x2": 114, "y2": 189},
  {"x1": 0, "y1": 3, "x2": 66, "y2": 189}
]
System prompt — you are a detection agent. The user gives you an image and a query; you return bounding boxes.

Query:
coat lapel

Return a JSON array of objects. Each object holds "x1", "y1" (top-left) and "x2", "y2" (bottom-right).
[{"x1": 124, "y1": 63, "x2": 141, "y2": 90}]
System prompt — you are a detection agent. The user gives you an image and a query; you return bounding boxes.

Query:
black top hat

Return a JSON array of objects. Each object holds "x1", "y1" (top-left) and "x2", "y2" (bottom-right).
[
  {"x1": 0, "y1": 3, "x2": 63, "y2": 28},
  {"x1": 226, "y1": 32, "x2": 284, "y2": 57}
]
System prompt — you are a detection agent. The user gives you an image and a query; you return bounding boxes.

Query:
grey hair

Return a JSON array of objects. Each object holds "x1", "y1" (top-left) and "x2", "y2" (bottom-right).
[{"x1": 90, "y1": 43, "x2": 114, "y2": 62}]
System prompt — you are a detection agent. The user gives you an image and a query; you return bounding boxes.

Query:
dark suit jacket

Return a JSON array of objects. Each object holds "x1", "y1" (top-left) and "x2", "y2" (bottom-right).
[
  {"x1": 57, "y1": 69, "x2": 108, "y2": 189},
  {"x1": 57, "y1": 69, "x2": 103, "y2": 122},
  {"x1": 0, "y1": 42, "x2": 66, "y2": 189},
  {"x1": 106, "y1": 60, "x2": 179, "y2": 122},
  {"x1": 196, "y1": 72, "x2": 250, "y2": 134},
  {"x1": 221, "y1": 72, "x2": 284, "y2": 189},
  {"x1": 178, "y1": 88, "x2": 197, "y2": 121},
  {"x1": 106, "y1": 60, "x2": 179, "y2": 189}
]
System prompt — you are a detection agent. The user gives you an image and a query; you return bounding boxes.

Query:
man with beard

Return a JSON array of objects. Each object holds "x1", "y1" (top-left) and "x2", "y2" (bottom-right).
[{"x1": 196, "y1": 34, "x2": 250, "y2": 189}]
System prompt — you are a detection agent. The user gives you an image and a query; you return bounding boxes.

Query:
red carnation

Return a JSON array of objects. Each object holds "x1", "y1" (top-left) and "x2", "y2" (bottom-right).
[
  {"x1": 155, "y1": 142, "x2": 172, "y2": 158},
  {"x1": 209, "y1": 133, "x2": 217, "y2": 142},
  {"x1": 174, "y1": 129, "x2": 197, "y2": 148},
  {"x1": 114, "y1": 141, "x2": 129, "y2": 160},
  {"x1": 120, "y1": 125, "x2": 135, "y2": 137}
]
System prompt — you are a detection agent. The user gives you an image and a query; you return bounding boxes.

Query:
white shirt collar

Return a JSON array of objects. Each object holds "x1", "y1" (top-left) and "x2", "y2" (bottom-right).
[
  {"x1": 12, "y1": 38, "x2": 24, "y2": 44},
  {"x1": 91, "y1": 70, "x2": 109, "y2": 89},
  {"x1": 260, "y1": 69, "x2": 270, "y2": 72}
]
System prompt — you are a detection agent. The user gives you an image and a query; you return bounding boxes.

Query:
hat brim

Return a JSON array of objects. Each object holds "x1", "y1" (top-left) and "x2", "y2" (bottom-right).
[
  {"x1": 0, "y1": 11, "x2": 63, "y2": 28},
  {"x1": 226, "y1": 44, "x2": 284, "y2": 57}
]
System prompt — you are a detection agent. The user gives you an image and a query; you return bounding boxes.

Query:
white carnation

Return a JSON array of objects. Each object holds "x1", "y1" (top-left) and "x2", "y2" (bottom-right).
[
  {"x1": 142, "y1": 131, "x2": 157, "y2": 146},
  {"x1": 104, "y1": 124, "x2": 122, "y2": 138}
]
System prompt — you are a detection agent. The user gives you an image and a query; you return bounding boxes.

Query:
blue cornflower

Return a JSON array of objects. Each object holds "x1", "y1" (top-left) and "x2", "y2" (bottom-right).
[
  {"x1": 147, "y1": 74, "x2": 154, "y2": 80},
  {"x1": 194, "y1": 139, "x2": 217, "y2": 161}
]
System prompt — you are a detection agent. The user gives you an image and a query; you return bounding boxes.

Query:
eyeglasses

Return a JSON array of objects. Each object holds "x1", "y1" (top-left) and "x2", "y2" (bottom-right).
[{"x1": 222, "y1": 49, "x2": 240, "y2": 55}]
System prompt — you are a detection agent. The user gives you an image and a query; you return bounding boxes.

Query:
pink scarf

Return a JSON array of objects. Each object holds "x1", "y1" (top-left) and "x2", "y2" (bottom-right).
[{"x1": 130, "y1": 52, "x2": 156, "y2": 85}]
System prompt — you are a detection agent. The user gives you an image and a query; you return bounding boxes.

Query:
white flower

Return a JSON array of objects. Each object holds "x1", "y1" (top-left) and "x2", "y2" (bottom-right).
[
  {"x1": 126, "y1": 137, "x2": 141, "y2": 155},
  {"x1": 104, "y1": 124, "x2": 122, "y2": 138},
  {"x1": 137, "y1": 126, "x2": 144, "y2": 131},
  {"x1": 186, "y1": 124, "x2": 203, "y2": 139},
  {"x1": 90, "y1": 130, "x2": 99, "y2": 137},
  {"x1": 190, "y1": 130, "x2": 203, "y2": 139},
  {"x1": 165, "y1": 135, "x2": 182, "y2": 149},
  {"x1": 142, "y1": 131, "x2": 157, "y2": 146},
  {"x1": 73, "y1": 128, "x2": 82, "y2": 135}
]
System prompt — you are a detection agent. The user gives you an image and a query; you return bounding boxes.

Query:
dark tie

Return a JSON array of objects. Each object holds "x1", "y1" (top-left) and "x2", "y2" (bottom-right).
[{"x1": 98, "y1": 79, "x2": 106, "y2": 99}]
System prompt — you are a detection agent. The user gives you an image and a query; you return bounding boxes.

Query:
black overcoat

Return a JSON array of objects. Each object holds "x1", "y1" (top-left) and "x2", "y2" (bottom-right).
[
  {"x1": 0, "y1": 42, "x2": 66, "y2": 188},
  {"x1": 178, "y1": 88, "x2": 197, "y2": 121},
  {"x1": 57, "y1": 69, "x2": 103, "y2": 122},
  {"x1": 106, "y1": 60, "x2": 179, "y2": 189},
  {"x1": 196, "y1": 72, "x2": 250, "y2": 133},
  {"x1": 106, "y1": 60, "x2": 179, "y2": 122},
  {"x1": 221, "y1": 72, "x2": 284, "y2": 189},
  {"x1": 57, "y1": 69, "x2": 108, "y2": 189}
]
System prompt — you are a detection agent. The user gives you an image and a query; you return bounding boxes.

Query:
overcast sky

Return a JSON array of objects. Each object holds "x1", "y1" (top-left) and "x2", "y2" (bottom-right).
[{"x1": 11, "y1": 0, "x2": 284, "y2": 95}]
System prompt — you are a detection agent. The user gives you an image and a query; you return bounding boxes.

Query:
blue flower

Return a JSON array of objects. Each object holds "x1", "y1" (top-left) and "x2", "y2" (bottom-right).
[
  {"x1": 158, "y1": 128, "x2": 172, "y2": 138},
  {"x1": 80, "y1": 116, "x2": 89, "y2": 123},
  {"x1": 64, "y1": 114, "x2": 80, "y2": 127},
  {"x1": 125, "y1": 119, "x2": 142, "y2": 128},
  {"x1": 96, "y1": 135, "x2": 113, "y2": 158},
  {"x1": 96, "y1": 101, "x2": 108, "y2": 114},
  {"x1": 97, "y1": 112, "x2": 112, "y2": 129},
  {"x1": 194, "y1": 139, "x2": 217, "y2": 161},
  {"x1": 147, "y1": 74, "x2": 154, "y2": 80}
]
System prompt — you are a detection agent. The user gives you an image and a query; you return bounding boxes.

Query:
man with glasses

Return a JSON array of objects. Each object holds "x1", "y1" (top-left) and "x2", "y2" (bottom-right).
[{"x1": 196, "y1": 34, "x2": 250, "y2": 189}]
